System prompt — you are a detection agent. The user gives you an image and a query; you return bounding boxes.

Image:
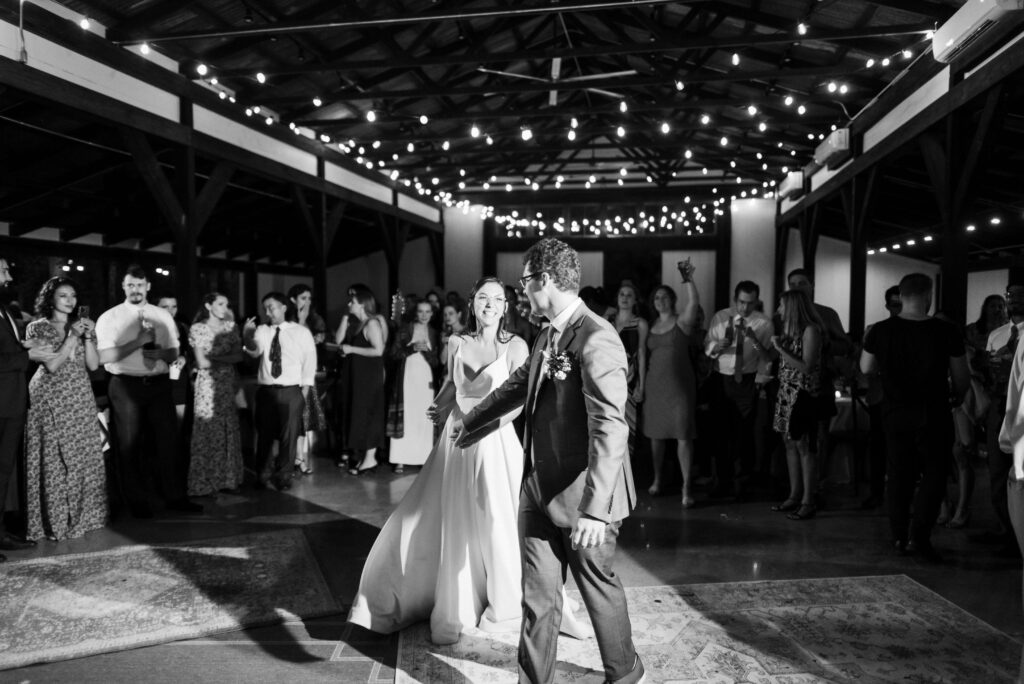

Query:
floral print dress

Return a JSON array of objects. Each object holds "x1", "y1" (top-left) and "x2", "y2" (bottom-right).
[
  {"x1": 24, "y1": 320, "x2": 108, "y2": 540},
  {"x1": 773, "y1": 332, "x2": 821, "y2": 439},
  {"x1": 188, "y1": 322, "x2": 243, "y2": 495}
]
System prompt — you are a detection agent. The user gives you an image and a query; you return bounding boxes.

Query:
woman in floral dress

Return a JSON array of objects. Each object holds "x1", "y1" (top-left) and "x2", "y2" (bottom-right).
[
  {"x1": 25, "y1": 276, "x2": 107, "y2": 541},
  {"x1": 188, "y1": 293, "x2": 244, "y2": 495},
  {"x1": 770, "y1": 289, "x2": 824, "y2": 521}
]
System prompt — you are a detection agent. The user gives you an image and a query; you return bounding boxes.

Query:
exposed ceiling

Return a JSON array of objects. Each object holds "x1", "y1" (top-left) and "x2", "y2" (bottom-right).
[
  {"x1": 2, "y1": 0, "x2": 1023, "y2": 269},
  {"x1": 51, "y1": 0, "x2": 957, "y2": 211}
]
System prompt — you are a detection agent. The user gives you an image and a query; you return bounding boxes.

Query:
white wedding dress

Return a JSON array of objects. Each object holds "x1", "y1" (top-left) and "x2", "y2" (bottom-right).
[{"x1": 348, "y1": 338, "x2": 586, "y2": 644}]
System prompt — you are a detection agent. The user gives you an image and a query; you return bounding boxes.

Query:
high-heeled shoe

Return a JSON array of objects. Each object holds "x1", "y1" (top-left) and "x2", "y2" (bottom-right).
[
  {"x1": 771, "y1": 499, "x2": 800, "y2": 513},
  {"x1": 947, "y1": 509, "x2": 971, "y2": 528},
  {"x1": 787, "y1": 503, "x2": 817, "y2": 520},
  {"x1": 348, "y1": 464, "x2": 378, "y2": 476}
]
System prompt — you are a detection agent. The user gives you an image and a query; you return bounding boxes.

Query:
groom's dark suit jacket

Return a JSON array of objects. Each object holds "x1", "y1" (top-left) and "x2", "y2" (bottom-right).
[{"x1": 464, "y1": 302, "x2": 636, "y2": 527}]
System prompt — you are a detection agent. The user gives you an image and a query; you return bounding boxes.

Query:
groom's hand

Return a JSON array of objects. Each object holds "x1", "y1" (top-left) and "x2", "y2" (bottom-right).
[{"x1": 571, "y1": 515, "x2": 607, "y2": 550}]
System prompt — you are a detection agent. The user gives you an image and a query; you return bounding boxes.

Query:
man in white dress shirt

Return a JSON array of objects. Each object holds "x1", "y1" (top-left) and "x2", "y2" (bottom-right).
[
  {"x1": 96, "y1": 265, "x2": 201, "y2": 518},
  {"x1": 704, "y1": 280, "x2": 773, "y2": 499},
  {"x1": 243, "y1": 292, "x2": 317, "y2": 491}
]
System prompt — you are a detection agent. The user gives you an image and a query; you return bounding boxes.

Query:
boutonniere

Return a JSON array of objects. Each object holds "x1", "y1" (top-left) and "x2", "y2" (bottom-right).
[{"x1": 543, "y1": 349, "x2": 572, "y2": 380}]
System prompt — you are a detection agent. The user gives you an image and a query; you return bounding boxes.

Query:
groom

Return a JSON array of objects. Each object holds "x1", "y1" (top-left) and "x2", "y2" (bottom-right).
[{"x1": 453, "y1": 238, "x2": 644, "y2": 684}]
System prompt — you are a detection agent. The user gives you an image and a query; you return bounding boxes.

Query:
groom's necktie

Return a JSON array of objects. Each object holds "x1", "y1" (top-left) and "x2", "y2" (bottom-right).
[{"x1": 733, "y1": 318, "x2": 745, "y2": 382}]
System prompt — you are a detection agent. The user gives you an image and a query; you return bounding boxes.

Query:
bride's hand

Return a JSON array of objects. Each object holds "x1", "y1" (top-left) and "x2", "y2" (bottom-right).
[
  {"x1": 426, "y1": 403, "x2": 445, "y2": 424},
  {"x1": 449, "y1": 417, "x2": 465, "y2": 443}
]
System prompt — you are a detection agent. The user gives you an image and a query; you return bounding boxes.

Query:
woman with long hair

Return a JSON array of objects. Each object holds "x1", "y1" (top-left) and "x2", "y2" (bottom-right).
[
  {"x1": 770, "y1": 289, "x2": 825, "y2": 521},
  {"x1": 187, "y1": 292, "x2": 244, "y2": 496},
  {"x1": 338, "y1": 285, "x2": 387, "y2": 475},
  {"x1": 24, "y1": 276, "x2": 107, "y2": 540},
  {"x1": 642, "y1": 261, "x2": 700, "y2": 506},
  {"x1": 349, "y1": 277, "x2": 587, "y2": 645},
  {"x1": 288, "y1": 284, "x2": 328, "y2": 473},
  {"x1": 386, "y1": 298, "x2": 441, "y2": 472},
  {"x1": 607, "y1": 281, "x2": 648, "y2": 462}
]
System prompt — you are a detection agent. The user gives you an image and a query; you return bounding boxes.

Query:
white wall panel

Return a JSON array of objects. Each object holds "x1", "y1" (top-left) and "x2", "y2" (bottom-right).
[{"x1": 195, "y1": 106, "x2": 317, "y2": 175}]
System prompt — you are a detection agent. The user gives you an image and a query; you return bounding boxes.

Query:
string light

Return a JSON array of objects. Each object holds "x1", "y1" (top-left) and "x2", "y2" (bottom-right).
[
  {"x1": 616, "y1": 125, "x2": 626, "y2": 137},
  {"x1": 731, "y1": 53, "x2": 740, "y2": 66},
  {"x1": 366, "y1": 109, "x2": 376, "y2": 122},
  {"x1": 419, "y1": 114, "x2": 429, "y2": 125},
  {"x1": 470, "y1": 124, "x2": 480, "y2": 137},
  {"x1": 312, "y1": 96, "x2": 322, "y2": 107},
  {"x1": 255, "y1": 71, "x2": 266, "y2": 84},
  {"x1": 79, "y1": 17, "x2": 90, "y2": 30},
  {"x1": 660, "y1": 122, "x2": 670, "y2": 134}
]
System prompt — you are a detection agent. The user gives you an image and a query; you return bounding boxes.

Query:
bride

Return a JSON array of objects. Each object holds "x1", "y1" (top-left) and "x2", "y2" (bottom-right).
[{"x1": 348, "y1": 277, "x2": 587, "y2": 645}]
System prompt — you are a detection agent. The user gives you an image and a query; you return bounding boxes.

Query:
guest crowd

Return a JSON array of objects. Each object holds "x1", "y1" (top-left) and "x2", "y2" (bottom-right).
[{"x1": 0, "y1": 249, "x2": 1022, "y2": 567}]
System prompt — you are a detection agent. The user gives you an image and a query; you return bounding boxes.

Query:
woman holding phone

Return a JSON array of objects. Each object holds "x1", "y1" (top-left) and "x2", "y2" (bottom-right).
[{"x1": 24, "y1": 276, "x2": 108, "y2": 541}]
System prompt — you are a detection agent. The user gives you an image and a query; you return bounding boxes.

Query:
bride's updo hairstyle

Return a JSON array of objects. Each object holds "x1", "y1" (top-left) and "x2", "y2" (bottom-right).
[{"x1": 463, "y1": 276, "x2": 513, "y2": 343}]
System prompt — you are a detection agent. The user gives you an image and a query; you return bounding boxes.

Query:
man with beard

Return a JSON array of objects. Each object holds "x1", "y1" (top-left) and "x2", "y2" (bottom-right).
[
  {"x1": 96, "y1": 265, "x2": 202, "y2": 518},
  {"x1": 979, "y1": 281, "x2": 1024, "y2": 556},
  {"x1": 0, "y1": 256, "x2": 38, "y2": 561}
]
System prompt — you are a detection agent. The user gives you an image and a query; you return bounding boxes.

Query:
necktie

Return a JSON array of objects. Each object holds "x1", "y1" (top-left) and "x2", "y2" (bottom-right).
[
  {"x1": 734, "y1": 318, "x2": 745, "y2": 383},
  {"x1": 1010, "y1": 325, "x2": 1019, "y2": 355},
  {"x1": 270, "y1": 327, "x2": 282, "y2": 378}
]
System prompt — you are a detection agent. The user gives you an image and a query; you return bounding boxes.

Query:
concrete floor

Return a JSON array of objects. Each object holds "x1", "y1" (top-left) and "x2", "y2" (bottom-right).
[{"x1": 5, "y1": 454, "x2": 1022, "y2": 683}]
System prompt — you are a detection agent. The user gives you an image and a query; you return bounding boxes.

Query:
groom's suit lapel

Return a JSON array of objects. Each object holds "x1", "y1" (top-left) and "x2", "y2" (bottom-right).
[{"x1": 528, "y1": 304, "x2": 588, "y2": 416}]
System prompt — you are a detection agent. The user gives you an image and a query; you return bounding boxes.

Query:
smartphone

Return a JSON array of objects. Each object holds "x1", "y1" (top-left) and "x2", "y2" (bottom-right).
[{"x1": 77, "y1": 305, "x2": 90, "y2": 319}]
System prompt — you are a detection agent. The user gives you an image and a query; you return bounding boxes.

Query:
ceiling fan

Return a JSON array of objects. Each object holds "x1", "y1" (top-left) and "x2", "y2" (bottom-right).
[{"x1": 477, "y1": 58, "x2": 636, "y2": 106}]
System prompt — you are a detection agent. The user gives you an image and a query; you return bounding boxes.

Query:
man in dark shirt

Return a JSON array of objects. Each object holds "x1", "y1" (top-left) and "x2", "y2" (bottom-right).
[{"x1": 861, "y1": 273, "x2": 969, "y2": 562}]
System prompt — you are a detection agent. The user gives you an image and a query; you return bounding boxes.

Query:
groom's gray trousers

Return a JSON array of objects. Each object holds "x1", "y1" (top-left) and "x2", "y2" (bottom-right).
[{"x1": 517, "y1": 477, "x2": 637, "y2": 684}]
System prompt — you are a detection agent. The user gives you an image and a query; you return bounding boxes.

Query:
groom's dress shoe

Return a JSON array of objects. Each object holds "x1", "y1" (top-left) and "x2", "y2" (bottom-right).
[{"x1": 0, "y1": 534, "x2": 36, "y2": 551}]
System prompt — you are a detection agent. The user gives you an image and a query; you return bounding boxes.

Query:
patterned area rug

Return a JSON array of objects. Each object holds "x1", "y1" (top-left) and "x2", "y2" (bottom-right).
[
  {"x1": 396, "y1": 575, "x2": 1020, "y2": 683},
  {"x1": 0, "y1": 529, "x2": 339, "y2": 671}
]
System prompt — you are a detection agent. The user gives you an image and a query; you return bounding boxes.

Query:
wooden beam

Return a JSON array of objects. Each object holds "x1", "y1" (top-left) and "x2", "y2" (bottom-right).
[
  {"x1": 714, "y1": 207, "x2": 732, "y2": 311},
  {"x1": 193, "y1": 162, "x2": 235, "y2": 234},
  {"x1": 120, "y1": 128, "x2": 184, "y2": 233}
]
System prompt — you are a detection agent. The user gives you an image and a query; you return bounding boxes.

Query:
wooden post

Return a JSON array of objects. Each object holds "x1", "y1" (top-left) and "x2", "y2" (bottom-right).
[{"x1": 714, "y1": 203, "x2": 732, "y2": 310}]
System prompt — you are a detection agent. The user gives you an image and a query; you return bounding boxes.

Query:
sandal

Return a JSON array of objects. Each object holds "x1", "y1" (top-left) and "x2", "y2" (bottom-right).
[
  {"x1": 771, "y1": 499, "x2": 800, "y2": 513},
  {"x1": 787, "y1": 504, "x2": 817, "y2": 520}
]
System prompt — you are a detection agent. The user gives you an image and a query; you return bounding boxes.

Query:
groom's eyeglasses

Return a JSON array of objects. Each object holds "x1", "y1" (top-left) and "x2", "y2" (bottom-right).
[{"x1": 519, "y1": 271, "x2": 545, "y2": 288}]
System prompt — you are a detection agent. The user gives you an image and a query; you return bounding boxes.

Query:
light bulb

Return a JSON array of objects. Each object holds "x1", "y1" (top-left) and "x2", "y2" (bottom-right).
[
  {"x1": 747, "y1": 104, "x2": 757, "y2": 116},
  {"x1": 567, "y1": 129, "x2": 576, "y2": 141},
  {"x1": 196, "y1": 63, "x2": 208, "y2": 76},
  {"x1": 366, "y1": 110, "x2": 376, "y2": 122},
  {"x1": 312, "y1": 96, "x2": 322, "y2": 107},
  {"x1": 758, "y1": 122, "x2": 767, "y2": 132},
  {"x1": 684, "y1": 149, "x2": 692, "y2": 159},
  {"x1": 732, "y1": 53, "x2": 740, "y2": 66},
  {"x1": 570, "y1": 117, "x2": 579, "y2": 129},
  {"x1": 700, "y1": 114, "x2": 710, "y2": 125},
  {"x1": 660, "y1": 122, "x2": 670, "y2": 134},
  {"x1": 616, "y1": 126, "x2": 625, "y2": 137},
  {"x1": 720, "y1": 136, "x2": 728, "y2": 146},
  {"x1": 470, "y1": 125, "x2": 480, "y2": 137},
  {"x1": 866, "y1": 58, "x2": 875, "y2": 68},
  {"x1": 419, "y1": 114, "x2": 429, "y2": 125},
  {"x1": 407, "y1": 142, "x2": 414, "y2": 153},
  {"x1": 784, "y1": 95, "x2": 794, "y2": 106},
  {"x1": 521, "y1": 128, "x2": 532, "y2": 141},
  {"x1": 256, "y1": 71, "x2": 266, "y2": 84},
  {"x1": 79, "y1": 17, "x2": 90, "y2": 30},
  {"x1": 619, "y1": 101, "x2": 628, "y2": 113},
  {"x1": 827, "y1": 81, "x2": 837, "y2": 93},
  {"x1": 797, "y1": 105, "x2": 806, "y2": 115},
  {"x1": 797, "y1": 22, "x2": 807, "y2": 35},
  {"x1": 140, "y1": 43, "x2": 150, "y2": 55}
]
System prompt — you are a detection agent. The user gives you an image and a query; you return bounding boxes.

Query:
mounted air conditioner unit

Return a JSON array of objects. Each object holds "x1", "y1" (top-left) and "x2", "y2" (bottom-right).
[
  {"x1": 813, "y1": 128, "x2": 851, "y2": 169},
  {"x1": 778, "y1": 171, "x2": 805, "y2": 200},
  {"x1": 932, "y1": 0, "x2": 1024, "y2": 63}
]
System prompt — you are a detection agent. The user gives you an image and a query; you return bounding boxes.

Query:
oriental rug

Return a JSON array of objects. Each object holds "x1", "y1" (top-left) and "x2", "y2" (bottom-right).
[
  {"x1": 0, "y1": 529, "x2": 339, "y2": 671},
  {"x1": 396, "y1": 575, "x2": 1019, "y2": 683}
]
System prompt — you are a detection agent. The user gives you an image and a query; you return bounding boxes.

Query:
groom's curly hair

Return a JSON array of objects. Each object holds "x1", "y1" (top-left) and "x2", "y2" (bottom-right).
[{"x1": 523, "y1": 238, "x2": 580, "y2": 292}]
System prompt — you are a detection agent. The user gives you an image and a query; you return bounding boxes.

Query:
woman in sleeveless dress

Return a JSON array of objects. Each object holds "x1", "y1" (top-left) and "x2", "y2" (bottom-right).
[
  {"x1": 608, "y1": 282, "x2": 648, "y2": 462},
  {"x1": 24, "y1": 276, "x2": 107, "y2": 541},
  {"x1": 339, "y1": 285, "x2": 387, "y2": 475},
  {"x1": 348, "y1": 277, "x2": 587, "y2": 645},
  {"x1": 642, "y1": 260, "x2": 701, "y2": 506},
  {"x1": 770, "y1": 289, "x2": 824, "y2": 521}
]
